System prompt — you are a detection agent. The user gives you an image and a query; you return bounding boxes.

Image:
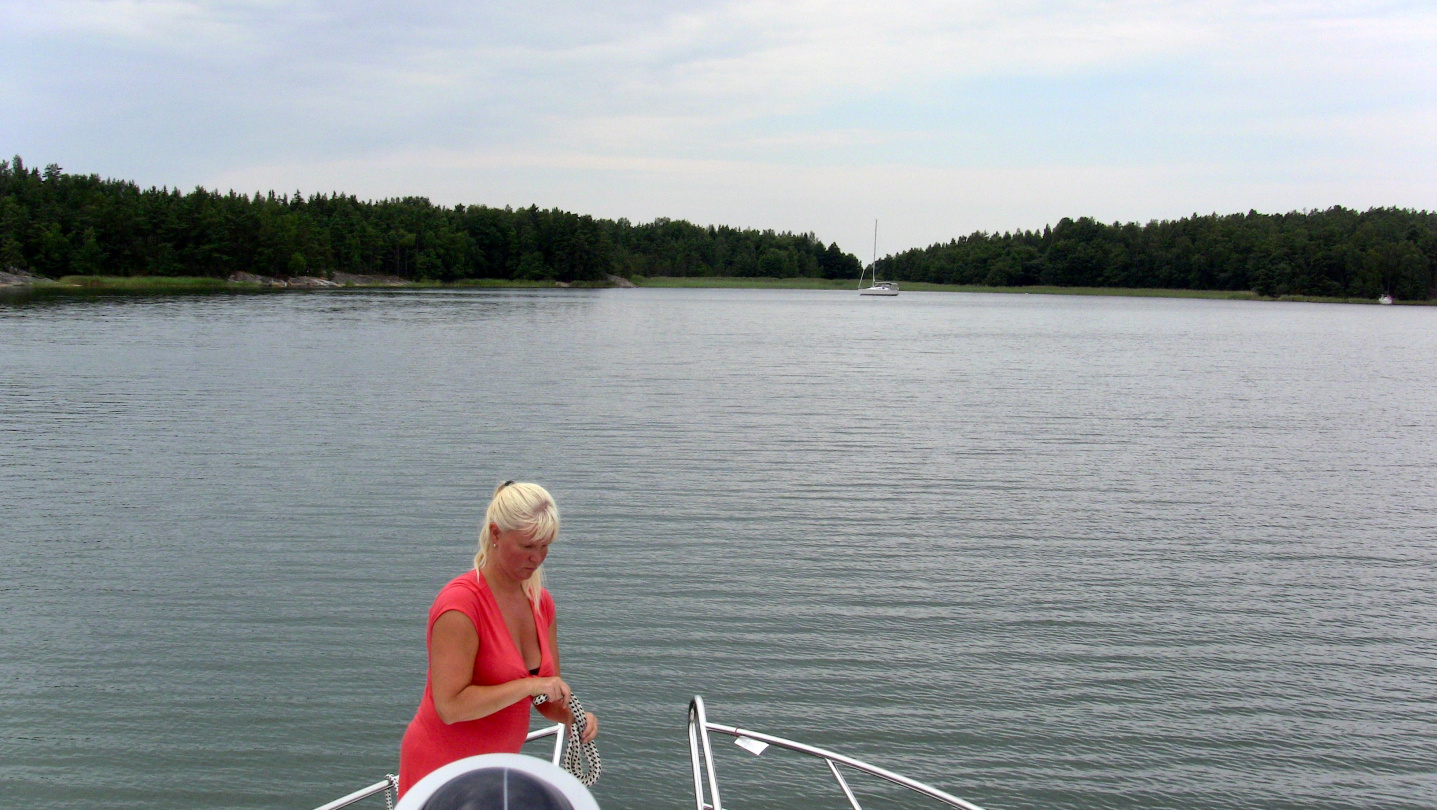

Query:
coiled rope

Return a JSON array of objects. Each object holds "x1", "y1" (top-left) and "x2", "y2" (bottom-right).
[{"x1": 533, "y1": 693, "x2": 602, "y2": 786}]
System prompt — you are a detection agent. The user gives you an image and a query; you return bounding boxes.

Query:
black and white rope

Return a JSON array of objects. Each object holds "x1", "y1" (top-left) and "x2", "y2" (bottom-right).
[
  {"x1": 383, "y1": 774, "x2": 398, "y2": 810},
  {"x1": 533, "y1": 693, "x2": 602, "y2": 786}
]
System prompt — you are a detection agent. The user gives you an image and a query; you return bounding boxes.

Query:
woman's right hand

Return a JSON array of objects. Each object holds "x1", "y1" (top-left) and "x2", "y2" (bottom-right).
[{"x1": 529, "y1": 676, "x2": 570, "y2": 705}]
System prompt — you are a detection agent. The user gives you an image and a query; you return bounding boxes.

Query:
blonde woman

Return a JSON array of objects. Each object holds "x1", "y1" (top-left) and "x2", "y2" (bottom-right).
[{"x1": 397, "y1": 481, "x2": 598, "y2": 795}]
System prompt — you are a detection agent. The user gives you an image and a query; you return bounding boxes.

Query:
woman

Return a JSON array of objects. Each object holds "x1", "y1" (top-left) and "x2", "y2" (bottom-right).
[{"x1": 398, "y1": 481, "x2": 598, "y2": 795}]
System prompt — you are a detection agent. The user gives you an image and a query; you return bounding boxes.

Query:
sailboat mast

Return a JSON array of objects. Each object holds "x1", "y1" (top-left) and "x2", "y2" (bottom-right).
[{"x1": 872, "y1": 220, "x2": 878, "y2": 284}]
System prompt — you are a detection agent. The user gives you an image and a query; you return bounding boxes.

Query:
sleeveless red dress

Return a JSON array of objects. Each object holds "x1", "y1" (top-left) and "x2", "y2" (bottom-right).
[{"x1": 397, "y1": 571, "x2": 556, "y2": 795}]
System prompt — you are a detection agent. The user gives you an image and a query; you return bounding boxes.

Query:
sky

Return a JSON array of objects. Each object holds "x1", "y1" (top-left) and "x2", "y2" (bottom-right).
[{"x1": 3, "y1": 0, "x2": 1435, "y2": 256}]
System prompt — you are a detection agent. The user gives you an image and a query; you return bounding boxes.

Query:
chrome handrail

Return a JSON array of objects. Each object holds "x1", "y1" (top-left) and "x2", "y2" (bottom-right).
[
  {"x1": 309, "y1": 778, "x2": 395, "y2": 810},
  {"x1": 529, "y1": 721, "x2": 567, "y2": 767},
  {"x1": 687, "y1": 696, "x2": 987, "y2": 810},
  {"x1": 688, "y1": 696, "x2": 723, "y2": 810},
  {"x1": 308, "y1": 723, "x2": 565, "y2": 810}
]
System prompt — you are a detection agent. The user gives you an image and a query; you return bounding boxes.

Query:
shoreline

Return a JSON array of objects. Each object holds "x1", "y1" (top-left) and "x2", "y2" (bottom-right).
[
  {"x1": 0, "y1": 274, "x2": 1423, "y2": 306},
  {"x1": 635, "y1": 276, "x2": 1421, "y2": 304},
  {"x1": 0, "y1": 274, "x2": 610, "y2": 297}
]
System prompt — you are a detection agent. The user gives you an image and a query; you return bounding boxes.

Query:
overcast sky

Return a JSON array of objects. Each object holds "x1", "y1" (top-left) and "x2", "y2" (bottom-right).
[{"x1": 4, "y1": 0, "x2": 1435, "y2": 256}]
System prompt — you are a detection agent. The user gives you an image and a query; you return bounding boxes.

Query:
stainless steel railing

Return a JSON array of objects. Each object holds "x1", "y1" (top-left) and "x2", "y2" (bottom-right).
[
  {"x1": 309, "y1": 723, "x2": 566, "y2": 810},
  {"x1": 687, "y1": 695, "x2": 987, "y2": 810},
  {"x1": 316, "y1": 698, "x2": 985, "y2": 810},
  {"x1": 309, "y1": 777, "x2": 396, "y2": 810}
]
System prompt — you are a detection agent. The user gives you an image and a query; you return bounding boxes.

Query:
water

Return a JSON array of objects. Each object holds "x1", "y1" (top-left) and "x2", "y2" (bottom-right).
[{"x1": 2, "y1": 289, "x2": 1434, "y2": 810}]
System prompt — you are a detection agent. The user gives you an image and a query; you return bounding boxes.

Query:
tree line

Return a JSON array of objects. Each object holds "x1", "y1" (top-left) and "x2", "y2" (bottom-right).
[
  {"x1": 5, "y1": 157, "x2": 1434, "y2": 299},
  {"x1": 0, "y1": 157, "x2": 862, "y2": 283},
  {"x1": 875, "y1": 208, "x2": 1437, "y2": 300}
]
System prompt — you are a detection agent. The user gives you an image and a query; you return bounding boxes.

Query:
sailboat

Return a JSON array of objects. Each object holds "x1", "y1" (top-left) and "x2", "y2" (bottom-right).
[{"x1": 859, "y1": 220, "x2": 899, "y2": 296}]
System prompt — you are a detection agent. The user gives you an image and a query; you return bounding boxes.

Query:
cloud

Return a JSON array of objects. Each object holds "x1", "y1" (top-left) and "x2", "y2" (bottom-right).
[
  {"x1": 2, "y1": 0, "x2": 1434, "y2": 253},
  {"x1": 12, "y1": 0, "x2": 265, "y2": 49}
]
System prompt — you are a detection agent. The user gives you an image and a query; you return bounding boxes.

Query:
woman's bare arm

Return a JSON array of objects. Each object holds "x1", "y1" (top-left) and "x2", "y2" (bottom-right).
[
  {"x1": 534, "y1": 615, "x2": 597, "y2": 742},
  {"x1": 535, "y1": 618, "x2": 571, "y2": 724},
  {"x1": 430, "y1": 610, "x2": 568, "y2": 725}
]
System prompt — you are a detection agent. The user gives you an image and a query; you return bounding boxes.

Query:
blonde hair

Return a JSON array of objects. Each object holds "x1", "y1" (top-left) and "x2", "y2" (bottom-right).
[{"x1": 475, "y1": 480, "x2": 559, "y2": 607}]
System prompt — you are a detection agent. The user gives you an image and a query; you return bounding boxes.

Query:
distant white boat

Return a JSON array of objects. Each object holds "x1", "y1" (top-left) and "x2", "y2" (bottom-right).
[
  {"x1": 1378, "y1": 294, "x2": 1394, "y2": 305},
  {"x1": 859, "y1": 220, "x2": 899, "y2": 296}
]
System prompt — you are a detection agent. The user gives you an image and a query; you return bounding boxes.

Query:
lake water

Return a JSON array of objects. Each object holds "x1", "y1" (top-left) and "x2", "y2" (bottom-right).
[{"x1": 2, "y1": 288, "x2": 1435, "y2": 810}]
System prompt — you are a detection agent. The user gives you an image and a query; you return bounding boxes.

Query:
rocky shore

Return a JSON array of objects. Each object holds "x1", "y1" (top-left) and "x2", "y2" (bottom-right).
[
  {"x1": 227, "y1": 271, "x2": 409, "y2": 288},
  {"x1": 0, "y1": 268, "x2": 40, "y2": 288},
  {"x1": 0, "y1": 270, "x2": 641, "y2": 296}
]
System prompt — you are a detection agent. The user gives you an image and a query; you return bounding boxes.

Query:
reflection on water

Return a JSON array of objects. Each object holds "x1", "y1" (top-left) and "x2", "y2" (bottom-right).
[{"x1": 2, "y1": 289, "x2": 1435, "y2": 810}]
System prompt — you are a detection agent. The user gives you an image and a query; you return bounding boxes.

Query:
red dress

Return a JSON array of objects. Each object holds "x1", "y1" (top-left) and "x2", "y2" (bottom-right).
[{"x1": 397, "y1": 571, "x2": 556, "y2": 795}]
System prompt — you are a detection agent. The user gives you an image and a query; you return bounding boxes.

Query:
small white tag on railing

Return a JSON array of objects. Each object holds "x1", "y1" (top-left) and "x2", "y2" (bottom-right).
[{"x1": 735, "y1": 736, "x2": 770, "y2": 756}]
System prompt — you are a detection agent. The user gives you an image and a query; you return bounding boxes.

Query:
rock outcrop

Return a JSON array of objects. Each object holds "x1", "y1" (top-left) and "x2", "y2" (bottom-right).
[
  {"x1": 226, "y1": 273, "x2": 346, "y2": 288},
  {"x1": 228, "y1": 272, "x2": 288, "y2": 287},
  {"x1": 605, "y1": 274, "x2": 637, "y2": 288},
  {"x1": 0, "y1": 268, "x2": 39, "y2": 287},
  {"x1": 286, "y1": 276, "x2": 341, "y2": 289}
]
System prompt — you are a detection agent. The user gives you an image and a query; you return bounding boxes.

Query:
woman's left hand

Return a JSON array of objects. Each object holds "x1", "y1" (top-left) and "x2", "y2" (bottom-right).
[{"x1": 578, "y1": 711, "x2": 598, "y2": 743}]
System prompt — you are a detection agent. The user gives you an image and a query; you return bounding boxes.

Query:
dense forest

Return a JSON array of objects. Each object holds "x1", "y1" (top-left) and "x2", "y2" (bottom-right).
[
  {"x1": 875, "y1": 207, "x2": 1437, "y2": 300},
  {"x1": 4, "y1": 157, "x2": 1434, "y2": 299},
  {"x1": 0, "y1": 158, "x2": 861, "y2": 283}
]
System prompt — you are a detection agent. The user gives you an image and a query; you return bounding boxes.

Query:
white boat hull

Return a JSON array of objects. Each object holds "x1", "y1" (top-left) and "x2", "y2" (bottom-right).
[{"x1": 860, "y1": 287, "x2": 899, "y2": 296}]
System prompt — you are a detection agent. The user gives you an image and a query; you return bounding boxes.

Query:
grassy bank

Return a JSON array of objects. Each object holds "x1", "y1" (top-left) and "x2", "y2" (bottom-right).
[
  {"x1": 635, "y1": 276, "x2": 857, "y2": 290},
  {"x1": 899, "y1": 283, "x2": 1263, "y2": 299},
  {"x1": 636, "y1": 277, "x2": 1427, "y2": 304},
  {"x1": 450, "y1": 278, "x2": 612, "y2": 288},
  {"x1": 633, "y1": 275, "x2": 1260, "y2": 297},
  {"x1": 0, "y1": 275, "x2": 266, "y2": 296}
]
